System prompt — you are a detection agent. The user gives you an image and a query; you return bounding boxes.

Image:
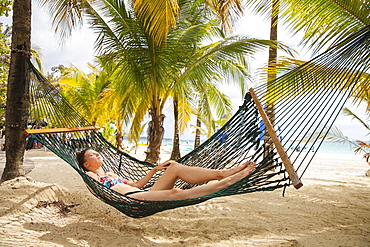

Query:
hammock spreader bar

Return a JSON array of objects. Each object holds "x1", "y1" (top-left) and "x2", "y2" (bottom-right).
[
  {"x1": 249, "y1": 88, "x2": 303, "y2": 189},
  {"x1": 24, "y1": 126, "x2": 100, "y2": 135}
]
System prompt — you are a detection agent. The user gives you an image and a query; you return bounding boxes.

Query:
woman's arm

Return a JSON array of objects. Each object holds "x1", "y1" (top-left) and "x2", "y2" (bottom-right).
[{"x1": 128, "y1": 161, "x2": 172, "y2": 189}]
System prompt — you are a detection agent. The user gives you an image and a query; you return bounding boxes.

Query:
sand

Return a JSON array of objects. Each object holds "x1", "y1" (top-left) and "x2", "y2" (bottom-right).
[{"x1": 0, "y1": 148, "x2": 369, "y2": 247}]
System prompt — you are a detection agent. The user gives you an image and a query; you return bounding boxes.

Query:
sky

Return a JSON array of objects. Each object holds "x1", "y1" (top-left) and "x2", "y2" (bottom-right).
[{"x1": 0, "y1": 1, "x2": 368, "y2": 141}]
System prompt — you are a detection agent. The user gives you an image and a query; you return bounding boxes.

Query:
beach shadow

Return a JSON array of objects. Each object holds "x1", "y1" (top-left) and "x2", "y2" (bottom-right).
[{"x1": 23, "y1": 221, "x2": 146, "y2": 246}]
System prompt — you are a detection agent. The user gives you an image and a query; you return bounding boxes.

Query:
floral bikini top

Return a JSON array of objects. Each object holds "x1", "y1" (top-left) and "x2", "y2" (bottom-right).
[{"x1": 97, "y1": 173, "x2": 128, "y2": 188}]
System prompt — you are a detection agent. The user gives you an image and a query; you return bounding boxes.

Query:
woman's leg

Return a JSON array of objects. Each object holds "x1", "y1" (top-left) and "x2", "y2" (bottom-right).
[
  {"x1": 129, "y1": 162, "x2": 256, "y2": 201},
  {"x1": 151, "y1": 161, "x2": 252, "y2": 191}
]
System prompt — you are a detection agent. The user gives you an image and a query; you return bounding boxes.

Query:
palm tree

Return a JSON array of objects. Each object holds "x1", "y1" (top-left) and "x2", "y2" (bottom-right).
[
  {"x1": 127, "y1": 0, "x2": 245, "y2": 47},
  {"x1": 1, "y1": 0, "x2": 31, "y2": 181},
  {"x1": 55, "y1": 61, "x2": 132, "y2": 148},
  {"x1": 246, "y1": 0, "x2": 369, "y2": 95},
  {"x1": 192, "y1": 91, "x2": 233, "y2": 150},
  {"x1": 84, "y1": 0, "x2": 289, "y2": 163},
  {"x1": 57, "y1": 64, "x2": 111, "y2": 125},
  {"x1": 0, "y1": 0, "x2": 247, "y2": 180},
  {"x1": 242, "y1": 0, "x2": 369, "y2": 161},
  {"x1": 319, "y1": 106, "x2": 370, "y2": 176}
]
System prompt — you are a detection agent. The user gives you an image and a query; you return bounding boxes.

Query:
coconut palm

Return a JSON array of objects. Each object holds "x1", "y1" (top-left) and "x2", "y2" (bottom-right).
[
  {"x1": 245, "y1": 0, "x2": 369, "y2": 93},
  {"x1": 322, "y1": 106, "x2": 370, "y2": 176},
  {"x1": 2, "y1": 0, "x2": 31, "y2": 181},
  {"x1": 282, "y1": 0, "x2": 369, "y2": 54},
  {"x1": 56, "y1": 61, "x2": 130, "y2": 148},
  {"x1": 242, "y1": 0, "x2": 370, "y2": 160},
  {"x1": 1, "y1": 0, "x2": 298, "y2": 179},
  {"x1": 83, "y1": 0, "x2": 291, "y2": 163},
  {"x1": 1, "y1": 0, "x2": 251, "y2": 180},
  {"x1": 57, "y1": 64, "x2": 112, "y2": 125}
]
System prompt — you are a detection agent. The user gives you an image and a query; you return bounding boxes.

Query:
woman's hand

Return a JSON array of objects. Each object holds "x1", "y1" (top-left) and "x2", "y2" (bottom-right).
[
  {"x1": 155, "y1": 160, "x2": 176, "y2": 171},
  {"x1": 134, "y1": 161, "x2": 176, "y2": 189}
]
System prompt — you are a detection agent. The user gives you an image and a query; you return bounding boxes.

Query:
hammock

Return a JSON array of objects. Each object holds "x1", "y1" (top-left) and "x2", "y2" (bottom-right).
[{"x1": 24, "y1": 26, "x2": 370, "y2": 218}]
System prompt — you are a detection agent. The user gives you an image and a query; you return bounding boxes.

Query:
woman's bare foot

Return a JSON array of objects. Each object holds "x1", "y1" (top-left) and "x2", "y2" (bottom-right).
[
  {"x1": 221, "y1": 160, "x2": 256, "y2": 178},
  {"x1": 240, "y1": 161, "x2": 256, "y2": 177}
]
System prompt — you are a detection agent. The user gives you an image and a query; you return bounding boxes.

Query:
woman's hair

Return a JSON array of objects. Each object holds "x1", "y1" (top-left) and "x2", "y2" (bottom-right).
[{"x1": 76, "y1": 148, "x2": 91, "y2": 171}]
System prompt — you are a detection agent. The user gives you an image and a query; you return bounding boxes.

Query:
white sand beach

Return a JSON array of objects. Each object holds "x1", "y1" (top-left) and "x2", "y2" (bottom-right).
[{"x1": 0, "y1": 148, "x2": 369, "y2": 246}]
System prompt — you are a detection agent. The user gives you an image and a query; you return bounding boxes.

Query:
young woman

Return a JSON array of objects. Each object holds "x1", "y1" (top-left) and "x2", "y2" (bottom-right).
[{"x1": 76, "y1": 148, "x2": 256, "y2": 201}]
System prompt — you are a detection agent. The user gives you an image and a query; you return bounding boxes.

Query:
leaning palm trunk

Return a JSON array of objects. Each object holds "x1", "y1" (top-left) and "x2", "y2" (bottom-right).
[{"x1": 1, "y1": 0, "x2": 31, "y2": 181}]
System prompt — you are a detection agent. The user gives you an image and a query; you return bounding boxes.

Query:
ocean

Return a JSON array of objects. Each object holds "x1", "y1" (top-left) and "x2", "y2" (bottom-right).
[{"x1": 123, "y1": 137, "x2": 359, "y2": 155}]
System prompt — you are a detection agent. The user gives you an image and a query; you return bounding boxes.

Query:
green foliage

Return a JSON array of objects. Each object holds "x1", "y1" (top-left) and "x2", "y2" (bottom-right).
[
  {"x1": 102, "y1": 122, "x2": 116, "y2": 144},
  {"x1": 282, "y1": 0, "x2": 370, "y2": 54},
  {"x1": 0, "y1": 23, "x2": 11, "y2": 127},
  {"x1": 0, "y1": 0, "x2": 12, "y2": 17},
  {"x1": 82, "y1": 0, "x2": 289, "y2": 143}
]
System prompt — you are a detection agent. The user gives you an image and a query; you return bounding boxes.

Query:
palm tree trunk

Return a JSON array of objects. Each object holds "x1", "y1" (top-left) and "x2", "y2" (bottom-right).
[
  {"x1": 1, "y1": 0, "x2": 31, "y2": 181},
  {"x1": 145, "y1": 109, "x2": 165, "y2": 163},
  {"x1": 116, "y1": 130, "x2": 124, "y2": 150},
  {"x1": 264, "y1": 0, "x2": 279, "y2": 158},
  {"x1": 115, "y1": 120, "x2": 124, "y2": 150},
  {"x1": 194, "y1": 117, "x2": 201, "y2": 149},
  {"x1": 170, "y1": 96, "x2": 181, "y2": 160}
]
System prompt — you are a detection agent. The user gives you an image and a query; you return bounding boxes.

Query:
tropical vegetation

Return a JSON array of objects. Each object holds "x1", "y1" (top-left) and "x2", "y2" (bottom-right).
[
  {"x1": 0, "y1": 24, "x2": 11, "y2": 127},
  {"x1": 45, "y1": 0, "x2": 289, "y2": 163},
  {"x1": 2, "y1": 0, "x2": 369, "y2": 180}
]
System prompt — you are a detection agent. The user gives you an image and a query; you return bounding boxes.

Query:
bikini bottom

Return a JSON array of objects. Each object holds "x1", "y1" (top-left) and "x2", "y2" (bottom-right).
[{"x1": 124, "y1": 190, "x2": 145, "y2": 196}]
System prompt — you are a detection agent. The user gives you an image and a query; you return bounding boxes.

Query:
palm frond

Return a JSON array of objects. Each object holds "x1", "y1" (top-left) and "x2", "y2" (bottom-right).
[
  {"x1": 133, "y1": 0, "x2": 179, "y2": 46},
  {"x1": 281, "y1": 0, "x2": 370, "y2": 53},
  {"x1": 38, "y1": 0, "x2": 84, "y2": 44},
  {"x1": 342, "y1": 107, "x2": 370, "y2": 132},
  {"x1": 318, "y1": 125, "x2": 370, "y2": 154}
]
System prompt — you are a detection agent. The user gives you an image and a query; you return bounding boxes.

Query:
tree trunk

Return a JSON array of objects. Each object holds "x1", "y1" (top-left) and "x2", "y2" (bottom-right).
[
  {"x1": 145, "y1": 109, "x2": 165, "y2": 164},
  {"x1": 115, "y1": 120, "x2": 124, "y2": 150},
  {"x1": 170, "y1": 97, "x2": 181, "y2": 160},
  {"x1": 116, "y1": 130, "x2": 124, "y2": 150},
  {"x1": 1, "y1": 0, "x2": 31, "y2": 181},
  {"x1": 194, "y1": 117, "x2": 201, "y2": 149},
  {"x1": 264, "y1": 0, "x2": 279, "y2": 158}
]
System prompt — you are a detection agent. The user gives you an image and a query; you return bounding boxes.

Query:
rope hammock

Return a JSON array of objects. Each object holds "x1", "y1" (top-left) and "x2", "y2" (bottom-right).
[{"x1": 24, "y1": 26, "x2": 370, "y2": 218}]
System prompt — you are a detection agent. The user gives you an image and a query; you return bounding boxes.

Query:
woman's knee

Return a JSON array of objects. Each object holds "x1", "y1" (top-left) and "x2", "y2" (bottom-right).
[{"x1": 166, "y1": 161, "x2": 183, "y2": 172}]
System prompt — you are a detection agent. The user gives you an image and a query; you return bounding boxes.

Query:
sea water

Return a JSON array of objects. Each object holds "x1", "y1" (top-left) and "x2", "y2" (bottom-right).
[
  {"x1": 314, "y1": 141, "x2": 356, "y2": 154},
  {"x1": 123, "y1": 137, "x2": 359, "y2": 155}
]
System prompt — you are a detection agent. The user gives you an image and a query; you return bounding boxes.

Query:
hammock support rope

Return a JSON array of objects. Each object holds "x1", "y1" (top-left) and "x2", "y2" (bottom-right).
[{"x1": 24, "y1": 25, "x2": 370, "y2": 218}]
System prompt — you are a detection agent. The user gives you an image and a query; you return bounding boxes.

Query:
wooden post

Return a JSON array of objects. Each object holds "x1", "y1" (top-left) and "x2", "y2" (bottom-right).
[
  {"x1": 23, "y1": 126, "x2": 100, "y2": 135},
  {"x1": 249, "y1": 88, "x2": 303, "y2": 189}
]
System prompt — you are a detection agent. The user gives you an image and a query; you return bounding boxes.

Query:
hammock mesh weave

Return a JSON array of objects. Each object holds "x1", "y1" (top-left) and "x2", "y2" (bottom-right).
[{"x1": 26, "y1": 25, "x2": 370, "y2": 218}]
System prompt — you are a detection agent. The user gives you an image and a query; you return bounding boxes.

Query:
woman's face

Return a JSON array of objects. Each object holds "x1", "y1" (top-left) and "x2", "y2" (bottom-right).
[{"x1": 83, "y1": 149, "x2": 103, "y2": 170}]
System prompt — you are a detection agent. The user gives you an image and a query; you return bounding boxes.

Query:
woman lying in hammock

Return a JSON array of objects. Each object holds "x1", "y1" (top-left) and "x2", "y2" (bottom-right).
[{"x1": 76, "y1": 148, "x2": 256, "y2": 201}]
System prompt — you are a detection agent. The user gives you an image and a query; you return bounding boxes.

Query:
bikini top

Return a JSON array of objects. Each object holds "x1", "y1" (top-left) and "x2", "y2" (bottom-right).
[{"x1": 97, "y1": 173, "x2": 128, "y2": 188}]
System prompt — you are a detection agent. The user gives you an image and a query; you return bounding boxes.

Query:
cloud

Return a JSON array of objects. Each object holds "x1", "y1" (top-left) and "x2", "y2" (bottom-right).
[{"x1": 30, "y1": 4, "x2": 96, "y2": 72}]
